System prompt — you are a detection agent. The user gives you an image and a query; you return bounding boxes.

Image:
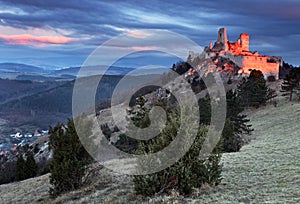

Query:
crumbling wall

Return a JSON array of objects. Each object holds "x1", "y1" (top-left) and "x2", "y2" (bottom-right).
[
  {"x1": 240, "y1": 33, "x2": 249, "y2": 51},
  {"x1": 241, "y1": 56, "x2": 279, "y2": 77},
  {"x1": 190, "y1": 27, "x2": 281, "y2": 79}
]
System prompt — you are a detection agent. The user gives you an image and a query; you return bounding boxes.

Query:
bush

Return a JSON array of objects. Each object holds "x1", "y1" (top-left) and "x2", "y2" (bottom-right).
[
  {"x1": 0, "y1": 159, "x2": 16, "y2": 184},
  {"x1": 1, "y1": 151, "x2": 38, "y2": 183},
  {"x1": 267, "y1": 75, "x2": 276, "y2": 82},
  {"x1": 49, "y1": 118, "x2": 94, "y2": 197},
  {"x1": 133, "y1": 110, "x2": 222, "y2": 196},
  {"x1": 33, "y1": 144, "x2": 40, "y2": 154}
]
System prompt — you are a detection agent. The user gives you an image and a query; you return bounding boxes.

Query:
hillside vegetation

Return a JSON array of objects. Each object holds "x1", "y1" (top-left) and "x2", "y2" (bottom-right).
[
  {"x1": 0, "y1": 74, "x2": 161, "y2": 134},
  {"x1": 0, "y1": 78, "x2": 64, "y2": 105},
  {"x1": 0, "y1": 82, "x2": 299, "y2": 203}
]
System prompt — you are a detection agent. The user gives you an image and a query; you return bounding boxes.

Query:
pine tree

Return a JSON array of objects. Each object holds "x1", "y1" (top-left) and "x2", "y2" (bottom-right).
[
  {"x1": 25, "y1": 152, "x2": 38, "y2": 178},
  {"x1": 237, "y1": 70, "x2": 268, "y2": 108},
  {"x1": 221, "y1": 119, "x2": 242, "y2": 152},
  {"x1": 127, "y1": 96, "x2": 150, "y2": 128},
  {"x1": 197, "y1": 90, "x2": 252, "y2": 153},
  {"x1": 133, "y1": 106, "x2": 222, "y2": 196},
  {"x1": 49, "y1": 118, "x2": 93, "y2": 197},
  {"x1": 198, "y1": 95, "x2": 211, "y2": 125},
  {"x1": 226, "y1": 90, "x2": 253, "y2": 135},
  {"x1": 281, "y1": 68, "x2": 300, "y2": 101},
  {"x1": 15, "y1": 155, "x2": 26, "y2": 181},
  {"x1": 172, "y1": 61, "x2": 192, "y2": 75}
]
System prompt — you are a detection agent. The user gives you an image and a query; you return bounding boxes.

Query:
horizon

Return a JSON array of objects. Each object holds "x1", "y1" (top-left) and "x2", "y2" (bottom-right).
[{"x1": 0, "y1": 1, "x2": 299, "y2": 68}]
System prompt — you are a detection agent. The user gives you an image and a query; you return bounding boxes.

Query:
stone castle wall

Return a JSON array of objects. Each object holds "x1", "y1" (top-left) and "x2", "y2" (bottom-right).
[
  {"x1": 241, "y1": 55, "x2": 279, "y2": 76},
  {"x1": 197, "y1": 28, "x2": 282, "y2": 78},
  {"x1": 240, "y1": 33, "x2": 249, "y2": 51}
]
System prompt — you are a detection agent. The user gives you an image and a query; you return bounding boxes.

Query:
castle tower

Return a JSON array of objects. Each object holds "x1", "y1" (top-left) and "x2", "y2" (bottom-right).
[
  {"x1": 217, "y1": 28, "x2": 228, "y2": 51},
  {"x1": 240, "y1": 33, "x2": 249, "y2": 51}
]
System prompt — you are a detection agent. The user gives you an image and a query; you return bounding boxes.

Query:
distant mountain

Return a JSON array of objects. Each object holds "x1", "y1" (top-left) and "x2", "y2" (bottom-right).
[
  {"x1": 52, "y1": 65, "x2": 136, "y2": 77},
  {"x1": 16, "y1": 74, "x2": 75, "y2": 81},
  {"x1": 0, "y1": 63, "x2": 53, "y2": 80},
  {"x1": 0, "y1": 63, "x2": 168, "y2": 81},
  {"x1": 0, "y1": 63, "x2": 46, "y2": 74}
]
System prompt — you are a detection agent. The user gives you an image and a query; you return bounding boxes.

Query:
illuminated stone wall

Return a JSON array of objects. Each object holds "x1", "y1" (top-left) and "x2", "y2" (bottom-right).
[
  {"x1": 240, "y1": 33, "x2": 249, "y2": 51},
  {"x1": 241, "y1": 56, "x2": 280, "y2": 77},
  {"x1": 190, "y1": 28, "x2": 282, "y2": 79}
]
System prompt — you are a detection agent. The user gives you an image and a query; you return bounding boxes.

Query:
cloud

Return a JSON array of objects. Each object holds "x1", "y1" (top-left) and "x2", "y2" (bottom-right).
[
  {"x1": 0, "y1": 0, "x2": 299, "y2": 66},
  {"x1": 0, "y1": 34, "x2": 74, "y2": 46},
  {"x1": 131, "y1": 46, "x2": 159, "y2": 51}
]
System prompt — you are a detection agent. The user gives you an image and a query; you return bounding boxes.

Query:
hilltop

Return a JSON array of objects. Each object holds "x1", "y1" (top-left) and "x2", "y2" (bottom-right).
[{"x1": 188, "y1": 28, "x2": 283, "y2": 80}]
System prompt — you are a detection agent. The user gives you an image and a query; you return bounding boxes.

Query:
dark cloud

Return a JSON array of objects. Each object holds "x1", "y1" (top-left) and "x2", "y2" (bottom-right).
[
  {"x1": 0, "y1": 0, "x2": 102, "y2": 12},
  {"x1": 0, "y1": 0, "x2": 299, "y2": 66}
]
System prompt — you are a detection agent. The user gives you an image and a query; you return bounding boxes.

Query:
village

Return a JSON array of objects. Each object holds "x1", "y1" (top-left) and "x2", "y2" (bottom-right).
[{"x1": 0, "y1": 129, "x2": 49, "y2": 155}]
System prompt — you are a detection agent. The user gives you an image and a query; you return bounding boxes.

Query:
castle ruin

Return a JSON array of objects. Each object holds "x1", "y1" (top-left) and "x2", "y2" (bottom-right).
[{"x1": 188, "y1": 28, "x2": 282, "y2": 79}]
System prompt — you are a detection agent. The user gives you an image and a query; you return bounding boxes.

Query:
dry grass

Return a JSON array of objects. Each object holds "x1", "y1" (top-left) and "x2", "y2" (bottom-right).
[
  {"x1": 0, "y1": 174, "x2": 50, "y2": 204},
  {"x1": 192, "y1": 100, "x2": 300, "y2": 203},
  {"x1": 1, "y1": 82, "x2": 299, "y2": 203}
]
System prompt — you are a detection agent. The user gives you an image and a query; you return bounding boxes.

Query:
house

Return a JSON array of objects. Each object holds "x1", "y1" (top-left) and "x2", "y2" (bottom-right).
[
  {"x1": 41, "y1": 130, "x2": 49, "y2": 135},
  {"x1": 34, "y1": 130, "x2": 42, "y2": 137},
  {"x1": 15, "y1": 132, "x2": 23, "y2": 138},
  {"x1": 24, "y1": 133, "x2": 33, "y2": 138}
]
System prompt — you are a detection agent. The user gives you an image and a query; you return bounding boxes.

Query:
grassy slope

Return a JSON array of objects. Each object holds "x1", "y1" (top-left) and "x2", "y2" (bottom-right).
[
  {"x1": 0, "y1": 85, "x2": 299, "y2": 204},
  {"x1": 0, "y1": 174, "x2": 50, "y2": 203},
  {"x1": 193, "y1": 100, "x2": 300, "y2": 203}
]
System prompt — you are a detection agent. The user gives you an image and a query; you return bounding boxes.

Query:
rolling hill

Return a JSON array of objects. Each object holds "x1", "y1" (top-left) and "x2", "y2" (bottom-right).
[
  {"x1": 0, "y1": 78, "x2": 65, "y2": 105},
  {"x1": 0, "y1": 63, "x2": 168, "y2": 81},
  {"x1": 0, "y1": 63, "x2": 46, "y2": 74},
  {"x1": 0, "y1": 74, "x2": 163, "y2": 134}
]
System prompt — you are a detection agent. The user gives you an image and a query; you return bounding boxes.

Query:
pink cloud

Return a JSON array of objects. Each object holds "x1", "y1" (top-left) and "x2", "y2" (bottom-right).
[
  {"x1": 0, "y1": 34, "x2": 74, "y2": 46},
  {"x1": 131, "y1": 46, "x2": 158, "y2": 51},
  {"x1": 127, "y1": 32, "x2": 147, "y2": 39},
  {"x1": 127, "y1": 30, "x2": 151, "y2": 39}
]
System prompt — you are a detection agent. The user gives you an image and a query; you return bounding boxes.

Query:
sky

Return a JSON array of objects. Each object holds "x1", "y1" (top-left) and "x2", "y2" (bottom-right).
[{"x1": 0, "y1": 0, "x2": 299, "y2": 69}]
